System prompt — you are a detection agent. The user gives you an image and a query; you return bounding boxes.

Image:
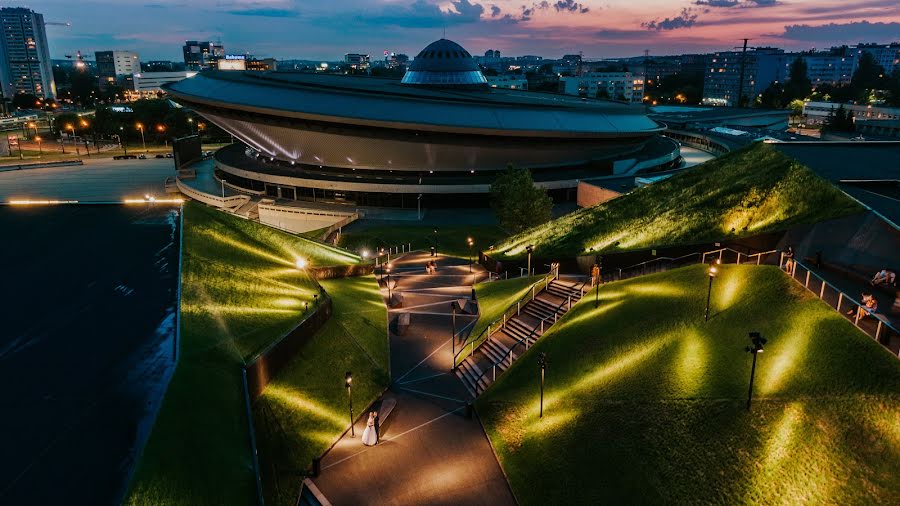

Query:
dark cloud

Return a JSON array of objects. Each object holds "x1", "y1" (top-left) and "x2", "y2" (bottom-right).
[
  {"x1": 694, "y1": 0, "x2": 778, "y2": 7},
  {"x1": 642, "y1": 8, "x2": 698, "y2": 31},
  {"x1": 553, "y1": 0, "x2": 589, "y2": 13},
  {"x1": 779, "y1": 21, "x2": 900, "y2": 42},
  {"x1": 228, "y1": 8, "x2": 298, "y2": 18},
  {"x1": 490, "y1": 4, "x2": 501, "y2": 17}
]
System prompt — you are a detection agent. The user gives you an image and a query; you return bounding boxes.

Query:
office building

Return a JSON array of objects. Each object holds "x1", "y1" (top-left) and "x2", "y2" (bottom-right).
[
  {"x1": 165, "y1": 38, "x2": 675, "y2": 207},
  {"x1": 183, "y1": 40, "x2": 225, "y2": 70},
  {"x1": 344, "y1": 53, "x2": 370, "y2": 70},
  {"x1": 128, "y1": 71, "x2": 197, "y2": 99},
  {"x1": 559, "y1": 72, "x2": 644, "y2": 103},
  {"x1": 247, "y1": 58, "x2": 277, "y2": 72},
  {"x1": 801, "y1": 50, "x2": 857, "y2": 87},
  {"x1": 857, "y1": 43, "x2": 900, "y2": 75},
  {"x1": 702, "y1": 48, "x2": 793, "y2": 107},
  {"x1": 486, "y1": 75, "x2": 528, "y2": 90},
  {"x1": 0, "y1": 7, "x2": 56, "y2": 100},
  {"x1": 95, "y1": 50, "x2": 140, "y2": 90}
]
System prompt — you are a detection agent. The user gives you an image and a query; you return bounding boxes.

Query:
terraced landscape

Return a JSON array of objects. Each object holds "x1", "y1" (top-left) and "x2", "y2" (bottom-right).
[{"x1": 478, "y1": 264, "x2": 900, "y2": 505}]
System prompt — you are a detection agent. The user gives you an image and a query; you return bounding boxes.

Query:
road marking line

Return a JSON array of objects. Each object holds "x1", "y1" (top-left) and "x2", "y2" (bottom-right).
[
  {"x1": 393, "y1": 337, "x2": 451, "y2": 383},
  {"x1": 396, "y1": 372, "x2": 448, "y2": 385}
]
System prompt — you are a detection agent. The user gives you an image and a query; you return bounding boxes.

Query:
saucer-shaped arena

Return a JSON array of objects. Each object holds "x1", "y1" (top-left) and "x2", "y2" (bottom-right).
[{"x1": 165, "y1": 39, "x2": 678, "y2": 207}]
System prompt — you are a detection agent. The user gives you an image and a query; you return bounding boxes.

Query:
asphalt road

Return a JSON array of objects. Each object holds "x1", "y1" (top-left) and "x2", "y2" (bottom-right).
[
  {"x1": 0, "y1": 156, "x2": 180, "y2": 203},
  {"x1": 0, "y1": 205, "x2": 180, "y2": 505}
]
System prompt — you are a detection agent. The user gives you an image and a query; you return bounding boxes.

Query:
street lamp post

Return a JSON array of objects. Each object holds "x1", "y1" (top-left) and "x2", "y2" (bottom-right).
[
  {"x1": 136, "y1": 123, "x2": 146, "y2": 152},
  {"x1": 745, "y1": 332, "x2": 766, "y2": 411},
  {"x1": 386, "y1": 264, "x2": 393, "y2": 305},
  {"x1": 157, "y1": 124, "x2": 167, "y2": 148},
  {"x1": 467, "y1": 237, "x2": 474, "y2": 273},
  {"x1": 35, "y1": 136, "x2": 42, "y2": 156},
  {"x1": 704, "y1": 262, "x2": 719, "y2": 322},
  {"x1": 345, "y1": 371, "x2": 354, "y2": 436},
  {"x1": 188, "y1": 117, "x2": 195, "y2": 135},
  {"x1": 538, "y1": 352, "x2": 547, "y2": 418},
  {"x1": 66, "y1": 124, "x2": 79, "y2": 156},
  {"x1": 119, "y1": 127, "x2": 127, "y2": 155},
  {"x1": 526, "y1": 245, "x2": 534, "y2": 277}
]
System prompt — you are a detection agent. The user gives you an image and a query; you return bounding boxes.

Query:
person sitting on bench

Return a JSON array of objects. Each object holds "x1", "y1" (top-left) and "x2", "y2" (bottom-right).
[
  {"x1": 871, "y1": 269, "x2": 897, "y2": 287},
  {"x1": 848, "y1": 293, "x2": 878, "y2": 320}
]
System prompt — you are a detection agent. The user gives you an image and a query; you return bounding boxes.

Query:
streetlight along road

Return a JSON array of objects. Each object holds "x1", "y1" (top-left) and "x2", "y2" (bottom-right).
[{"x1": 745, "y1": 332, "x2": 766, "y2": 411}]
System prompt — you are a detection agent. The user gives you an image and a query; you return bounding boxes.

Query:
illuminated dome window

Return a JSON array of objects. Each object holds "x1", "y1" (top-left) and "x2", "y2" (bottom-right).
[{"x1": 401, "y1": 39, "x2": 488, "y2": 89}]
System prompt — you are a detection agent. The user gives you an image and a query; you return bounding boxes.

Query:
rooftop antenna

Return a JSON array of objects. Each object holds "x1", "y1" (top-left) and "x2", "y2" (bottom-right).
[{"x1": 734, "y1": 38, "x2": 750, "y2": 108}]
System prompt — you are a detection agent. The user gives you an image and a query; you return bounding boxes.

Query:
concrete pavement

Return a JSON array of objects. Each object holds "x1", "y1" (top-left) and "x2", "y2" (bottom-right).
[{"x1": 312, "y1": 251, "x2": 517, "y2": 506}]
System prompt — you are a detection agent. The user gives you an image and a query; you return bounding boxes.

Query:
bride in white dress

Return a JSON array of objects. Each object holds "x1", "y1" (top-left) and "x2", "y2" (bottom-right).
[{"x1": 362, "y1": 411, "x2": 378, "y2": 446}]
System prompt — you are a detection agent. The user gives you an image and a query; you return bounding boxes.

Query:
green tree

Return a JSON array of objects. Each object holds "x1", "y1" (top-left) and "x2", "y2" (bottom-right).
[
  {"x1": 851, "y1": 52, "x2": 886, "y2": 103},
  {"x1": 788, "y1": 99, "x2": 805, "y2": 118},
  {"x1": 785, "y1": 57, "x2": 811, "y2": 101},
  {"x1": 490, "y1": 165, "x2": 553, "y2": 233}
]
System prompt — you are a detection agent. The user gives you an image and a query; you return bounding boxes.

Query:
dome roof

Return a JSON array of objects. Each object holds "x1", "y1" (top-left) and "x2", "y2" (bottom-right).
[{"x1": 401, "y1": 39, "x2": 488, "y2": 88}]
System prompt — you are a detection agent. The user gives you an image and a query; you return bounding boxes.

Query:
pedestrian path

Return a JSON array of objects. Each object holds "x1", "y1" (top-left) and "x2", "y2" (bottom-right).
[{"x1": 312, "y1": 251, "x2": 516, "y2": 505}]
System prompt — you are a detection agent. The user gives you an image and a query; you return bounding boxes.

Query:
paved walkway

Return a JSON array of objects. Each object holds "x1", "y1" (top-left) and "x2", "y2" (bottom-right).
[{"x1": 312, "y1": 251, "x2": 517, "y2": 505}]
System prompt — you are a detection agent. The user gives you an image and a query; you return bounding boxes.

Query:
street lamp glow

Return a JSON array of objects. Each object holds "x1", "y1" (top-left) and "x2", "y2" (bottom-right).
[
  {"x1": 361, "y1": 249, "x2": 369, "y2": 259},
  {"x1": 295, "y1": 258, "x2": 307, "y2": 269}
]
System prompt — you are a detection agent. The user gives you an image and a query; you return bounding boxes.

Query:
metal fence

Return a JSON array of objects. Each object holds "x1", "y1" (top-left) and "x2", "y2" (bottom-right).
[{"x1": 778, "y1": 256, "x2": 900, "y2": 358}]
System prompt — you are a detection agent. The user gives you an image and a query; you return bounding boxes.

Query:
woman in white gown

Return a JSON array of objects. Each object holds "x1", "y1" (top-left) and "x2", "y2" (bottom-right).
[{"x1": 362, "y1": 411, "x2": 378, "y2": 446}]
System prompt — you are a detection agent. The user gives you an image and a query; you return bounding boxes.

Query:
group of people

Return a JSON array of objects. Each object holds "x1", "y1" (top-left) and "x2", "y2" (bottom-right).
[
  {"x1": 849, "y1": 293, "x2": 879, "y2": 321},
  {"x1": 425, "y1": 260, "x2": 438, "y2": 274},
  {"x1": 871, "y1": 269, "x2": 897, "y2": 287}
]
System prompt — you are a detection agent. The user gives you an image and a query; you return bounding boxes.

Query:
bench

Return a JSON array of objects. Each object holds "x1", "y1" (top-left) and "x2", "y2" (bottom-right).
[
  {"x1": 455, "y1": 298, "x2": 478, "y2": 315},
  {"x1": 396, "y1": 312, "x2": 410, "y2": 335},
  {"x1": 389, "y1": 291, "x2": 404, "y2": 308},
  {"x1": 373, "y1": 397, "x2": 397, "y2": 437}
]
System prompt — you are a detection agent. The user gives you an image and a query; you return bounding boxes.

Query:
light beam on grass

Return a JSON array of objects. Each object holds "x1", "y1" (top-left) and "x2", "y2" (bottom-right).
[
  {"x1": 184, "y1": 304, "x2": 301, "y2": 316},
  {"x1": 762, "y1": 403, "x2": 804, "y2": 471},
  {"x1": 715, "y1": 267, "x2": 746, "y2": 312},
  {"x1": 562, "y1": 300, "x2": 625, "y2": 327},
  {"x1": 758, "y1": 321, "x2": 810, "y2": 395},
  {"x1": 626, "y1": 282, "x2": 687, "y2": 297},
  {"x1": 263, "y1": 384, "x2": 347, "y2": 429},
  {"x1": 200, "y1": 230, "x2": 295, "y2": 267},
  {"x1": 535, "y1": 337, "x2": 670, "y2": 415},
  {"x1": 674, "y1": 329, "x2": 708, "y2": 397}
]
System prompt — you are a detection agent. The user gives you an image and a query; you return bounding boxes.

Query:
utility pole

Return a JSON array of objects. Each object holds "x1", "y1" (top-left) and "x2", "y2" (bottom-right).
[{"x1": 736, "y1": 38, "x2": 750, "y2": 108}]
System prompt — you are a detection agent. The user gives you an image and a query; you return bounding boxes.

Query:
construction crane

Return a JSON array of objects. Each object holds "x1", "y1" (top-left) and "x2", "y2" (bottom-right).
[{"x1": 45, "y1": 21, "x2": 71, "y2": 27}]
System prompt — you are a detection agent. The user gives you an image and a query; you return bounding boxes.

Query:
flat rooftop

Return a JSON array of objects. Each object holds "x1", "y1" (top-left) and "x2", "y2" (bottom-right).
[{"x1": 775, "y1": 142, "x2": 900, "y2": 228}]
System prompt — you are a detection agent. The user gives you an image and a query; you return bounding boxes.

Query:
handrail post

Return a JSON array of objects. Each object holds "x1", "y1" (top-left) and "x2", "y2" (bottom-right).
[
  {"x1": 855, "y1": 310, "x2": 860, "y2": 326},
  {"x1": 779, "y1": 252, "x2": 785, "y2": 269},
  {"x1": 718, "y1": 249, "x2": 723, "y2": 261},
  {"x1": 837, "y1": 292, "x2": 844, "y2": 312},
  {"x1": 567, "y1": 295, "x2": 571, "y2": 309},
  {"x1": 875, "y1": 320, "x2": 883, "y2": 342},
  {"x1": 819, "y1": 281, "x2": 826, "y2": 299},
  {"x1": 736, "y1": 253, "x2": 741, "y2": 265},
  {"x1": 532, "y1": 285, "x2": 535, "y2": 301},
  {"x1": 757, "y1": 253, "x2": 762, "y2": 265},
  {"x1": 805, "y1": 270, "x2": 811, "y2": 289},
  {"x1": 517, "y1": 301, "x2": 520, "y2": 315},
  {"x1": 541, "y1": 320, "x2": 544, "y2": 333}
]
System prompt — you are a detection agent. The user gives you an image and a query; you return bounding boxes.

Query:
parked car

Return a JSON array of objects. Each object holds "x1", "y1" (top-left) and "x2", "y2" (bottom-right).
[
  {"x1": 155, "y1": 154, "x2": 165, "y2": 159},
  {"x1": 138, "y1": 154, "x2": 147, "y2": 159},
  {"x1": 165, "y1": 153, "x2": 174, "y2": 158},
  {"x1": 113, "y1": 154, "x2": 137, "y2": 160}
]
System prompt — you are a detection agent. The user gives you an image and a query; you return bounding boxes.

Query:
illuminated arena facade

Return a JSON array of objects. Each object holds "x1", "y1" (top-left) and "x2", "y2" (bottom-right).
[{"x1": 165, "y1": 39, "x2": 679, "y2": 207}]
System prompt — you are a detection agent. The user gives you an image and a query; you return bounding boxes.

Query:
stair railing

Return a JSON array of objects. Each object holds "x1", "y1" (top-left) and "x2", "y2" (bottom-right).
[
  {"x1": 472, "y1": 296, "x2": 569, "y2": 395},
  {"x1": 454, "y1": 266, "x2": 558, "y2": 367}
]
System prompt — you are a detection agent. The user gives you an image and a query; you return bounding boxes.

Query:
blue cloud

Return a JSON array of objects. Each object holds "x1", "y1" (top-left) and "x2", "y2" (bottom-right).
[
  {"x1": 780, "y1": 21, "x2": 900, "y2": 42},
  {"x1": 228, "y1": 8, "x2": 299, "y2": 18}
]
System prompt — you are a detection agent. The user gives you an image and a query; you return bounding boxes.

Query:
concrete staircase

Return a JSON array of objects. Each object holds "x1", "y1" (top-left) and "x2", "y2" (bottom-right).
[
  {"x1": 455, "y1": 278, "x2": 585, "y2": 397},
  {"x1": 233, "y1": 198, "x2": 260, "y2": 220}
]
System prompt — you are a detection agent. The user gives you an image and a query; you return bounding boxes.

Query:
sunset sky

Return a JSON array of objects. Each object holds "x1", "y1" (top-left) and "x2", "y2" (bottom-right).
[{"x1": 21, "y1": 0, "x2": 900, "y2": 61}]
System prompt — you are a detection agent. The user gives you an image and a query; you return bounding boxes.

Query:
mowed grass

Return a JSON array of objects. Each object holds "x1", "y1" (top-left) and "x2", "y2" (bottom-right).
[
  {"x1": 339, "y1": 224, "x2": 508, "y2": 258},
  {"x1": 478, "y1": 264, "x2": 900, "y2": 505},
  {"x1": 494, "y1": 142, "x2": 861, "y2": 259},
  {"x1": 469, "y1": 275, "x2": 544, "y2": 342},
  {"x1": 126, "y1": 202, "x2": 348, "y2": 506},
  {"x1": 254, "y1": 275, "x2": 389, "y2": 506}
]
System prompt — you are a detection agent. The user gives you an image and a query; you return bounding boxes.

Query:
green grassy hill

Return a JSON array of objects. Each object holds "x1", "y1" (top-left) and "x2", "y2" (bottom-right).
[
  {"x1": 493, "y1": 143, "x2": 861, "y2": 259},
  {"x1": 478, "y1": 264, "x2": 900, "y2": 504},
  {"x1": 254, "y1": 275, "x2": 389, "y2": 506},
  {"x1": 127, "y1": 203, "x2": 358, "y2": 506}
]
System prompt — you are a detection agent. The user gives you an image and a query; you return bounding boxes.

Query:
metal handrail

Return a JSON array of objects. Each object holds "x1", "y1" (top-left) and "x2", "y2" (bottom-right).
[
  {"x1": 610, "y1": 252, "x2": 701, "y2": 281},
  {"x1": 454, "y1": 266, "x2": 559, "y2": 366},
  {"x1": 472, "y1": 296, "x2": 570, "y2": 395},
  {"x1": 701, "y1": 247, "x2": 778, "y2": 265},
  {"x1": 783, "y1": 257, "x2": 899, "y2": 358}
]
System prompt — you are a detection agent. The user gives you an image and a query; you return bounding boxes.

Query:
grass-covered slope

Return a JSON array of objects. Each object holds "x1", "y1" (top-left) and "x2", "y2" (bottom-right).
[
  {"x1": 494, "y1": 143, "x2": 861, "y2": 259},
  {"x1": 127, "y1": 203, "x2": 333, "y2": 506},
  {"x1": 254, "y1": 275, "x2": 389, "y2": 506},
  {"x1": 478, "y1": 264, "x2": 900, "y2": 505},
  {"x1": 470, "y1": 275, "x2": 544, "y2": 340}
]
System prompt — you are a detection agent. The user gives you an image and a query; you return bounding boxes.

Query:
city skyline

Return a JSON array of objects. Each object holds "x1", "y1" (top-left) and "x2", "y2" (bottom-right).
[{"x1": 22, "y1": 0, "x2": 900, "y2": 62}]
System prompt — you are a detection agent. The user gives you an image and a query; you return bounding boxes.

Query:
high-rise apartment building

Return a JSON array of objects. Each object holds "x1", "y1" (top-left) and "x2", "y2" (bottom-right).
[
  {"x1": 95, "y1": 50, "x2": 140, "y2": 90},
  {"x1": 182, "y1": 40, "x2": 225, "y2": 70},
  {"x1": 0, "y1": 7, "x2": 56, "y2": 100},
  {"x1": 702, "y1": 48, "x2": 793, "y2": 107}
]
